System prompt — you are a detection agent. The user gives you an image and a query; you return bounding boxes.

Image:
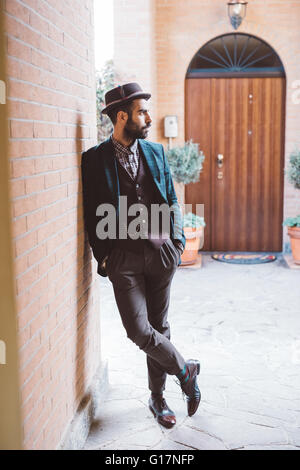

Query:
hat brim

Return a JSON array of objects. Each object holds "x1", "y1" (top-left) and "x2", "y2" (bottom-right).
[{"x1": 101, "y1": 92, "x2": 151, "y2": 115}]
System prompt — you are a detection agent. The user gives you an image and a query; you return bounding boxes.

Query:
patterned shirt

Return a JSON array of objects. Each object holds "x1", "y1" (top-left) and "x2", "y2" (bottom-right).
[{"x1": 111, "y1": 134, "x2": 140, "y2": 180}]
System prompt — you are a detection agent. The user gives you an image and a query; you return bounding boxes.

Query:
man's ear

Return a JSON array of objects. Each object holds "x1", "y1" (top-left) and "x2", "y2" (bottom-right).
[{"x1": 117, "y1": 110, "x2": 128, "y2": 123}]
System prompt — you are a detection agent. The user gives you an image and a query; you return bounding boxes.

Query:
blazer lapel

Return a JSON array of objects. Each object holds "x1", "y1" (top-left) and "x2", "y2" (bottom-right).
[
  {"x1": 138, "y1": 139, "x2": 168, "y2": 203},
  {"x1": 138, "y1": 139, "x2": 160, "y2": 182}
]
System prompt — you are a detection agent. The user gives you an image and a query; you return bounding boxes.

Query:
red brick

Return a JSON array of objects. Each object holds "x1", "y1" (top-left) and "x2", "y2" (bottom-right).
[
  {"x1": 18, "y1": 298, "x2": 40, "y2": 332},
  {"x1": 16, "y1": 265, "x2": 40, "y2": 295},
  {"x1": 17, "y1": 325, "x2": 31, "y2": 349},
  {"x1": 15, "y1": 230, "x2": 38, "y2": 257},
  {"x1": 10, "y1": 120, "x2": 34, "y2": 138},
  {"x1": 43, "y1": 141, "x2": 60, "y2": 155},
  {"x1": 13, "y1": 194, "x2": 38, "y2": 217},
  {"x1": 27, "y1": 243, "x2": 47, "y2": 267},
  {"x1": 19, "y1": 62, "x2": 42, "y2": 86},
  {"x1": 26, "y1": 208, "x2": 47, "y2": 231},
  {"x1": 5, "y1": 15, "x2": 41, "y2": 49},
  {"x1": 34, "y1": 157, "x2": 53, "y2": 174},
  {"x1": 12, "y1": 216, "x2": 28, "y2": 238},
  {"x1": 31, "y1": 48, "x2": 50, "y2": 71},
  {"x1": 20, "y1": 366, "x2": 43, "y2": 405},
  {"x1": 44, "y1": 172, "x2": 60, "y2": 189},
  {"x1": 25, "y1": 175, "x2": 44, "y2": 194},
  {"x1": 48, "y1": 24, "x2": 63, "y2": 45},
  {"x1": 11, "y1": 178, "x2": 26, "y2": 197},
  {"x1": 4, "y1": 0, "x2": 30, "y2": 24},
  {"x1": 9, "y1": 140, "x2": 44, "y2": 158},
  {"x1": 29, "y1": 10, "x2": 49, "y2": 35},
  {"x1": 7, "y1": 36, "x2": 31, "y2": 63},
  {"x1": 11, "y1": 159, "x2": 35, "y2": 178},
  {"x1": 29, "y1": 308, "x2": 49, "y2": 338},
  {"x1": 14, "y1": 252, "x2": 29, "y2": 275}
]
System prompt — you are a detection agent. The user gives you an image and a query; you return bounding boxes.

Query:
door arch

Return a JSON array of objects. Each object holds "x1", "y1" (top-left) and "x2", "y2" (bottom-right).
[{"x1": 185, "y1": 33, "x2": 286, "y2": 252}]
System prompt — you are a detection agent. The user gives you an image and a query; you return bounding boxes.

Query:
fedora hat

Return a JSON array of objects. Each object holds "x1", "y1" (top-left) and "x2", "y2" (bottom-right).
[{"x1": 101, "y1": 82, "x2": 151, "y2": 115}]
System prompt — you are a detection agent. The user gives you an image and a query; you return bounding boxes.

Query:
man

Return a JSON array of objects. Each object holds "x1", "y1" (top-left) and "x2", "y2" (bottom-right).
[{"x1": 81, "y1": 82, "x2": 201, "y2": 428}]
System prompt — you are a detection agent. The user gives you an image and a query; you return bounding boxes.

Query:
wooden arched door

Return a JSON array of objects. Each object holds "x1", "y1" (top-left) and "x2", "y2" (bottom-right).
[{"x1": 185, "y1": 34, "x2": 286, "y2": 252}]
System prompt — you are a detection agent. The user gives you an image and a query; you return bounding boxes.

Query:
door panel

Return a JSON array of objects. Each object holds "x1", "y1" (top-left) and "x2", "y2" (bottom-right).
[
  {"x1": 185, "y1": 79, "x2": 212, "y2": 250},
  {"x1": 185, "y1": 77, "x2": 285, "y2": 252}
]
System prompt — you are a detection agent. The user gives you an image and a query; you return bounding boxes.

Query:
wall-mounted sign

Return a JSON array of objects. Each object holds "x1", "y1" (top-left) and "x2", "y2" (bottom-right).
[{"x1": 164, "y1": 115, "x2": 178, "y2": 138}]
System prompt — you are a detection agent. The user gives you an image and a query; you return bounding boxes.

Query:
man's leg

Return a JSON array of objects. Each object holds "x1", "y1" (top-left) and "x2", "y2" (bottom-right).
[
  {"x1": 106, "y1": 246, "x2": 185, "y2": 376},
  {"x1": 144, "y1": 238, "x2": 182, "y2": 394}
]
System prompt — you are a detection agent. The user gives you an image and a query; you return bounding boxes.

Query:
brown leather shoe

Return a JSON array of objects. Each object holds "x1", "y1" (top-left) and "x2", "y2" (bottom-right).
[
  {"x1": 148, "y1": 395, "x2": 176, "y2": 428},
  {"x1": 178, "y1": 359, "x2": 201, "y2": 417}
]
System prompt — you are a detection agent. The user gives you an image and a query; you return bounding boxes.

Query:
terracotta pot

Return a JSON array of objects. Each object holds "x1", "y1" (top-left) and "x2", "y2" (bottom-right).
[
  {"x1": 288, "y1": 226, "x2": 300, "y2": 265},
  {"x1": 180, "y1": 226, "x2": 204, "y2": 266}
]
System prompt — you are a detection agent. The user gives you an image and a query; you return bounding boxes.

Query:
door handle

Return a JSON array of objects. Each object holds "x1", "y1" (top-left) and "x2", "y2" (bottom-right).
[{"x1": 217, "y1": 154, "x2": 224, "y2": 168}]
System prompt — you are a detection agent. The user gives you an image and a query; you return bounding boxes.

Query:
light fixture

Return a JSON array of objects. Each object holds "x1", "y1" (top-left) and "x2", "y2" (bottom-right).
[{"x1": 227, "y1": 1, "x2": 248, "y2": 30}]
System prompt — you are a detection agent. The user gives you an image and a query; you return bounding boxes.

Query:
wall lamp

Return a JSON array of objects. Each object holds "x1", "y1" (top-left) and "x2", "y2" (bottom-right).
[{"x1": 227, "y1": 1, "x2": 248, "y2": 30}]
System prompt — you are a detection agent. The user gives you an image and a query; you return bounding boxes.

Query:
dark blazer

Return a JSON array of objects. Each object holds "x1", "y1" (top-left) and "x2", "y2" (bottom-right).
[{"x1": 81, "y1": 136, "x2": 186, "y2": 277}]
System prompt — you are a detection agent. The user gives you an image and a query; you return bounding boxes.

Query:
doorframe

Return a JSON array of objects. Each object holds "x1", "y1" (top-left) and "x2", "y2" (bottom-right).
[{"x1": 184, "y1": 33, "x2": 287, "y2": 252}]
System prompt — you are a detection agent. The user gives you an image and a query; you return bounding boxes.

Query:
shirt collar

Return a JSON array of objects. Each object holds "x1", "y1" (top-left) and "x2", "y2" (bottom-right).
[{"x1": 111, "y1": 134, "x2": 138, "y2": 154}]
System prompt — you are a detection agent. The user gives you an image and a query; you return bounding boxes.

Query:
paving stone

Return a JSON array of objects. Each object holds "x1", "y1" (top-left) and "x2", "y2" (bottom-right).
[
  {"x1": 119, "y1": 426, "x2": 163, "y2": 448},
  {"x1": 285, "y1": 426, "x2": 300, "y2": 446},
  {"x1": 101, "y1": 444, "x2": 148, "y2": 450},
  {"x1": 152, "y1": 439, "x2": 192, "y2": 450},
  {"x1": 167, "y1": 426, "x2": 226, "y2": 450},
  {"x1": 83, "y1": 256, "x2": 300, "y2": 450},
  {"x1": 199, "y1": 402, "x2": 295, "y2": 429},
  {"x1": 240, "y1": 445, "x2": 300, "y2": 450},
  {"x1": 186, "y1": 413, "x2": 288, "y2": 449},
  {"x1": 84, "y1": 399, "x2": 150, "y2": 448}
]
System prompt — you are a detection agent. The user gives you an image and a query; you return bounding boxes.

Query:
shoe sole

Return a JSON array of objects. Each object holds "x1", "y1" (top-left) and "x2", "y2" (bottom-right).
[{"x1": 149, "y1": 405, "x2": 176, "y2": 429}]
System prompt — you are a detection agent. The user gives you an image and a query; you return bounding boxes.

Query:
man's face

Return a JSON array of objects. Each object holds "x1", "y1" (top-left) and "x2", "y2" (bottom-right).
[{"x1": 123, "y1": 99, "x2": 152, "y2": 140}]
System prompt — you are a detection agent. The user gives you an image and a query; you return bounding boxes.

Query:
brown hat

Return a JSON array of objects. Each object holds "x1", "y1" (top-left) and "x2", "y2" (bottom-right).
[{"x1": 101, "y1": 82, "x2": 151, "y2": 115}]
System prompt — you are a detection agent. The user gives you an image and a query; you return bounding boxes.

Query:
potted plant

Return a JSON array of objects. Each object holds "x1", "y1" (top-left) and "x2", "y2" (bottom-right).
[
  {"x1": 283, "y1": 216, "x2": 300, "y2": 264},
  {"x1": 166, "y1": 140, "x2": 205, "y2": 265},
  {"x1": 283, "y1": 149, "x2": 300, "y2": 264},
  {"x1": 181, "y1": 213, "x2": 206, "y2": 265}
]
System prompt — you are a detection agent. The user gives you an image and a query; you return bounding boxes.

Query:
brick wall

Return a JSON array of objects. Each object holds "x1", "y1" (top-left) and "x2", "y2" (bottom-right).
[
  {"x1": 114, "y1": 0, "x2": 300, "y2": 251},
  {"x1": 4, "y1": 0, "x2": 100, "y2": 449}
]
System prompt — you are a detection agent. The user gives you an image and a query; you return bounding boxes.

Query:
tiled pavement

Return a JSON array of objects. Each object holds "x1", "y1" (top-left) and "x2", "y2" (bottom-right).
[{"x1": 83, "y1": 254, "x2": 300, "y2": 450}]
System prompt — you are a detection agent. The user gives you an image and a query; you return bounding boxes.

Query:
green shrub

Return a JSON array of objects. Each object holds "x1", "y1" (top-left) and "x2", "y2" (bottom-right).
[
  {"x1": 166, "y1": 140, "x2": 205, "y2": 185},
  {"x1": 282, "y1": 215, "x2": 300, "y2": 228},
  {"x1": 286, "y1": 149, "x2": 300, "y2": 190},
  {"x1": 283, "y1": 150, "x2": 300, "y2": 227},
  {"x1": 96, "y1": 60, "x2": 114, "y2": 142},
  {"x1": 183, "y1": 212, "x2": 206, "y2": 228}
]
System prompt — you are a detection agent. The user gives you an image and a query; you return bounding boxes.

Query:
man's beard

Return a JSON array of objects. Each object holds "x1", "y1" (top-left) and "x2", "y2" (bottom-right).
[{"x1": 124, "y1": 116, "x2": 151, "y2": 141}]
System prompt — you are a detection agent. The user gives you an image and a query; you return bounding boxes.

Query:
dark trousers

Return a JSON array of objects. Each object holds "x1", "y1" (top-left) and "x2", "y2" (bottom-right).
[{"x1": 106, "y1": 238, "x2": 186, "y2": 394}]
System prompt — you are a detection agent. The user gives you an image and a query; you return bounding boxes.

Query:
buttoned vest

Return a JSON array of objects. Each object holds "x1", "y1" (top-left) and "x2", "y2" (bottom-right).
[{"x1": 112, "y1": 144, "x2": 170, "y2": 253}]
